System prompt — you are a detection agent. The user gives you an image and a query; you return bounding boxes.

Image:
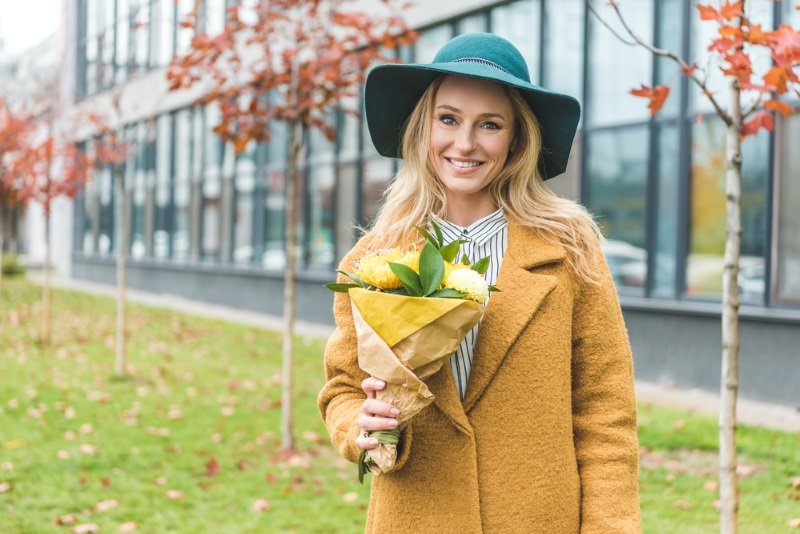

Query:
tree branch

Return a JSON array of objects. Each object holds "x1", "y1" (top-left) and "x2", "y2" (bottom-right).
[{"x1": 586, "y1": 0, "x2": 733, "y2": 126}]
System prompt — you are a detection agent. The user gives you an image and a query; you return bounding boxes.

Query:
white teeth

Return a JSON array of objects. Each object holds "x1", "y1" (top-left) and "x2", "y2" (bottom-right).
[{"x1": 448, "y1": 159, "x2": 481, "y2": 168}]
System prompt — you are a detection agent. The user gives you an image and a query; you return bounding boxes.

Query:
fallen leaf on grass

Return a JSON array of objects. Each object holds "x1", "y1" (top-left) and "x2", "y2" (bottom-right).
[
  {"x1": 58, "y1": 450, "x2": 71, "y2": 460},
  {"x1": 789, "y1": 518, "x2": 800, "y2": 528},
  {"x1": 1, "y1": 462, "x2": 12, "y2": 471},
  {"x1": 118, "y1": 522, "x2": 138, "y2": 533},
  {"x1": 711, "y1": 499, "x2": 721, "y2": 510},
  {"x1": 205, "y1": 458, "x2": 220, "y2": 477},
  {"x1": 251, "y1": 499, "x2": 271, "y2": 512},
  {"x1": 95, "y1": 499, "x2": 118, "y2": 512},
  {"x1": 64, "y1": 431, "x2": 77, "y2": 441},
  {"x1": 79, "y1": 423, "x2": 93, "y2": 435},
  {"x1": 342, "y1": 492, "x2": 358, "y2": 503},
  {"x1": 56, "y1": 514, "x2": 77, "y2": 525},
  {"x1": 704, "y1": 480, "x2": 718, "y2": 492},
  {"x1": 0, "y1": 481, "x2": 13, "y2": 493},
  {"x1": 73, "y1": 524, "x2": 100, "y2": 534},
  {"x1": 165, "y1": 489, "x2": 184, "y2": 501},
  {"x1": 791, "y1": 477, "x2": 800, "y2": 490},
  {"x1": 155, "y1": 477, "x2": 167, "y2": 486},
  {"x1": 79, "y1": 444, "x2": 97, "y2": 455}
]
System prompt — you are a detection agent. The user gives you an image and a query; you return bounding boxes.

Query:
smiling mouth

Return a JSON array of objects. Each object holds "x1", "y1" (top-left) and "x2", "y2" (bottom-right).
[{"x1": 446, "y1": 158, "x2": 483, "y2": 169}]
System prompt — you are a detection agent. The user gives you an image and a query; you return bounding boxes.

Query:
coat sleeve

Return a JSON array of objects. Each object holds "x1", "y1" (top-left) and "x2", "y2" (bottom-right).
[
  {"x1": 571, "y1": 240, "x2": 641, "y2": 533},
  {"x1": 317, "y1": 235, "x2": 414, "y2": 471}
]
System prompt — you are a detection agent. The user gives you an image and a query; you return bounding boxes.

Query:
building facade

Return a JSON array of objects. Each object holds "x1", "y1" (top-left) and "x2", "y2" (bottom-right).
[{"x1": 67, "y1": 0, "x2": 800, "y2": 406}]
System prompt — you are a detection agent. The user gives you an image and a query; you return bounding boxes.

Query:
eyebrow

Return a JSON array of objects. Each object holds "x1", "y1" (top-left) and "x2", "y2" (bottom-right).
[{"x1": 435, "y1": 104, "x2": 508, "y2": 122}]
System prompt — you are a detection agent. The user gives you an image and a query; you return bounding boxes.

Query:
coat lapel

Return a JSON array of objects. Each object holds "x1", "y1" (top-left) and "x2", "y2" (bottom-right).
[{"x1": 462, "y1": 219, "x2": 565, "y2": 413}]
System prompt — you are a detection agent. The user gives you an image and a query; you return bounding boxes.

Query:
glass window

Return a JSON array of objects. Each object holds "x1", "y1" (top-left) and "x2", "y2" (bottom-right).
[
  {"x1": 116, "y1": 0, "x2": 131, "y2": 82},
  {"x1": 491, "y1": 0, "x2": 540, "y2": 84},
  {"x1": 204, "y1": 0, "x2": 226, "y2": 35},
  {"x1": 85, "y1": 0, "x2": 98, "y2": 94},
  {"x1": 305, "y1": 123, "x2": 336, "y2": 269},
  {"x1": 686, "y1": 116, "x2": 768, "y2": 304},
  {"x1": 543, "y1": 0, "x2": 583, "y2": 102},
  {"x1": 99, "y1": 164, "x2": 114, "y2": 255},
  {"x1": 585, "y1": 126, "x2": 649, "y2": 295},
  {"x1": 175, "y1": 0, "x2": 195, "y2": 55},
  {"x1": 260, "y1": 121, "x2": 287, "y2": 270},
  {"x1": 128, "y1": 0, "x2": 151, "y2": 73},
  {"x1": 129, "y1": 124, "x2": 147, "y2": 258},
  {"x1": 789, "y1": 0, "x2": 800, "y2": 26},
  {"x1": 202, "y1": 104, "x2": 223, "y2": 261},
  {"x1": 652, "y1": 122, "x2": 680, "y2": 297},
  {"x1": 153, "y1": 115, "x2": 172, "y2": 259},
  {"x1": 81, "y1": 154, "x2": 100, "y2": 254},
  {"x1": 173, "y1": 109, "x2": 192, "y2": 261},
  {"x1": 415, "y1": 25, "x2": 452, "y2": 63},
  {"x1": 153, "y1": 0, "x2": 175, "y2": 66},
  {"x1": 654, "y1": 0, "x2": 683, "y2": 118},
  {"x1": 775, "y1": 114, "x2": 800, "y2": 303},
  {"x1": 99, "y1": 0, "x2": 115, "y2": 90},
  {"x1": 456, "y1": 12, "x2": 487, "y2": 34},
  {"x1": 233, "y1": 143, "x2": 256, "y2": 264},
  {"x1": 587, "y1": 0, "x2": 654, "y2": 126}
]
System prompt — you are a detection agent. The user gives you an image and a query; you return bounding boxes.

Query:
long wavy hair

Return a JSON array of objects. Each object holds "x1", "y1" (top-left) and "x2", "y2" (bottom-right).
[{"x1": 367, "y1": 74, "x2": 603, "y2": 283}]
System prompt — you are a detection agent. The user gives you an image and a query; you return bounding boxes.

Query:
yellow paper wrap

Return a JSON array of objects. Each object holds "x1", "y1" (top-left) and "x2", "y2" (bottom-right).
[{"x1": 349, "y1": 287, "x2": 483, "y2": 475}]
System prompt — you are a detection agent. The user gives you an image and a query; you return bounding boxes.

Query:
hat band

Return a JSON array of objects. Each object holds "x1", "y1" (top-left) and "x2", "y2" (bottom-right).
[{"x1": 452, "y1": 57, "x2": 512, "y2": 76}]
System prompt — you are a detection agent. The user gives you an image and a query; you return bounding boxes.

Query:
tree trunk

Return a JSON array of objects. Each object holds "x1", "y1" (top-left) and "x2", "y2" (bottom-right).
[
  {"x1": 281, "y1": 121, "x2": 302, "y2": 452},
  {"x1": 41, "y1": 207, "x2": 51, "y2": 344},
  {"x1": 114, "y1": 162, "x2": 127, "y2": 377},
  {"x1": 719, "y1": 82, "x2": 743, "y2": 534}
]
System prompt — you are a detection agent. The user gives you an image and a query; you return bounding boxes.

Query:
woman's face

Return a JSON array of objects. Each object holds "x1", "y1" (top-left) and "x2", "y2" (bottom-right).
[{"x1": 429, "y1": 75, "x2": 515, "y2": 207}]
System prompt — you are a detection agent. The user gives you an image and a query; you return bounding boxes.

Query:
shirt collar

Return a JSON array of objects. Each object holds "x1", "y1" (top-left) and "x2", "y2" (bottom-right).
[{"x1": 434, "y1": 208, "x2": 507, "y2": 247}]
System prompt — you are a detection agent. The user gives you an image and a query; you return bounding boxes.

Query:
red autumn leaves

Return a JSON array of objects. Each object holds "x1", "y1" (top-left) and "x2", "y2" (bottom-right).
[{"x1": 629, "y1": 1, "x2": 799, "y2": 138}]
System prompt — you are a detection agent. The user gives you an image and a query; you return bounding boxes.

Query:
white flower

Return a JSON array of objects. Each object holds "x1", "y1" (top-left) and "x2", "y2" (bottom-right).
[{"x1": 443, "y1": 268, "x2": 489, "y2": 304}]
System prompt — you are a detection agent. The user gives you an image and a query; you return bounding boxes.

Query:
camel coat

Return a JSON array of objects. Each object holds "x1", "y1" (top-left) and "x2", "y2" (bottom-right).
[{"x1": 318, "y1": 219, "x2": 641, "y2": 533}]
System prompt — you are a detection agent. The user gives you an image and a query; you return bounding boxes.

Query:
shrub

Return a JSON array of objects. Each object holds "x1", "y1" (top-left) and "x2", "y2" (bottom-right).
[{"x1": 1, "y1": 253, "x2": 26, "y2": 276}]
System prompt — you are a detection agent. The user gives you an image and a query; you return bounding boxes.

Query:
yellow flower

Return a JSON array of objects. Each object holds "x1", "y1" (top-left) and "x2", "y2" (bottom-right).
[
  {"x1": 442, "y1": 261, "x2": 470, "y2": 288},
  {"x1": 355, "y1": 247, "x2": 419, "y2": 289},
  {"x1": 443, "y1": 268, "x2": 489, "y2": 304}
]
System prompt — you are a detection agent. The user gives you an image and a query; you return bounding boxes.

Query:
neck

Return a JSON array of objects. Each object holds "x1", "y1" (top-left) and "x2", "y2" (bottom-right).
[{"x1": 444, "y1": 192, "x2": 498, "y2": 226}]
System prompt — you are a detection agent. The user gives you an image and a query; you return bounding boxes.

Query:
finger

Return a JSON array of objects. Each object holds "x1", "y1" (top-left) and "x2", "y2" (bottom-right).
[
  {"x1": 361, "y1": 377, "x2": 386, "y2": 399},
  {"x1": 358, "y1": 415, "x2": 399, "y2": 432},
  {"x1": 355, "y1": 433, "x2": 380, "y2": 451},
  {"x1": 360, "y1": 399, "x2": 400, "y2": 418}
]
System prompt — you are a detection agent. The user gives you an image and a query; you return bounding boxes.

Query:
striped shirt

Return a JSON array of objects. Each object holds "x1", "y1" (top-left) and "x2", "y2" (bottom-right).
[{"x1": 434, "y1": 209, "x2": 508, "y2": 401}]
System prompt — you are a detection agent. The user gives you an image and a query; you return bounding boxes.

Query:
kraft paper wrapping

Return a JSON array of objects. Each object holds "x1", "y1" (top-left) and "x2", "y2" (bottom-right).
[{"x1": 349, "y1": 288, "x2": 483, "y2": 475}]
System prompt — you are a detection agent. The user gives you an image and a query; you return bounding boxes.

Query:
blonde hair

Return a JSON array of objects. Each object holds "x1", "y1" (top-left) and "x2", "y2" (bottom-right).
[{"x1": 368, "y1": 75, "x2": 603, "y2": 283}]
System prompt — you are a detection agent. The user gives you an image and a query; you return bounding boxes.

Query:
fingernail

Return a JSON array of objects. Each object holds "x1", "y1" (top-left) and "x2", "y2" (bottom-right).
[
  {"x1": 375, "y1": 380, "x2": 385, "y2": 388},
  {"x1": 368, "y1": 439, "x2": 379, "y2": 446},
  {"x1": 387, "y1": 419, "x2": 398, "y2": 428},
  {"x1": 389, "y1": 408, "x2": 399, "y2": 417}
]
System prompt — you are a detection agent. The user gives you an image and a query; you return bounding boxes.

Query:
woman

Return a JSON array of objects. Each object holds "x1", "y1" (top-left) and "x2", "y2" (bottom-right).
[{"x1": 318, "y1": 33, "x2": 640, "y2": 533}]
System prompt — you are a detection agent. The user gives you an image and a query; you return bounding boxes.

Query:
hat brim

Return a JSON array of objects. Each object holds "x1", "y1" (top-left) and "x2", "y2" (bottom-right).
[{"x1": 364, "y1": 62, "x2": 581, "y2": 180}]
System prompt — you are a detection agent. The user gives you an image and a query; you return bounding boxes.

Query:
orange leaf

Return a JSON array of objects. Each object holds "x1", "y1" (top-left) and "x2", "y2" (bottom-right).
[
  {"x1": 720, "y1": 1, "x2": 744, "y2": 21},
  {"x1": 682, "y1": 63, "x2": 699, "y2": 75},
  {"x1": 740, "y1": 110, "x2": 774, "y2": 138},
  {"x1": 205, "y1": 457, "x2": 220, "y2": 477},
  {"x1": 763, "y1": 66, "x2": 789, "y2": 93},
  {"x1": 719, "y1": 26, "x2": 742, "y2": 40},
  {"x1": 745, "y1": 23, "x2": 768, "y2": 45},
  {"x1": 721, "y1": 51, "x2": 752, "y2": 83},
  {"x1": 696, "y1": 4, "x2": 722, "y2": 22},
  {"x1": 630, "y1": 84, "x2": 670, "y2": 115},
  {"x1": 764, "y1": 99, "x2": 794, "y2": 117}
]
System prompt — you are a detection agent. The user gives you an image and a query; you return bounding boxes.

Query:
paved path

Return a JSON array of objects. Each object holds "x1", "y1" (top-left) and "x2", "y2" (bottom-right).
[{"x1": 31, "y1": 273, "x2": 800, "y2": 432}]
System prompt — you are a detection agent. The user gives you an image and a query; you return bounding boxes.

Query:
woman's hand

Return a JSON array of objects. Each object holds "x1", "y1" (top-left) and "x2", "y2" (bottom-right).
[{"x1": 355, "y1": 377, "x2": 400, "y2": 451}]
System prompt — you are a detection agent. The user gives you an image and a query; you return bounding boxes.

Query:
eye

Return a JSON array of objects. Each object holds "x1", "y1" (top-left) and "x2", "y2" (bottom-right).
[
  {"x1": 480, "y1": 121, "x2": 502, "y2": 130},
  {"x1": 437, "y1": 114, "x2": 457, "y2": 126}
]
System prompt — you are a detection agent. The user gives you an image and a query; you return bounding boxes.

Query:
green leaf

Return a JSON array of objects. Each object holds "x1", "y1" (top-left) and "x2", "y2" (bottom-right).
[
  {"x1": 388, "y1": 262, "x2": 423, "y2": 296},
  {"x1": 431, "y1": 219, "x2": 444, "y2": 247},
  {"x1": 337, "y1": 270, "x2": 366, "y2": 288},
  {"x1": 419, "y1": 241, "x2": 445, "y2": 296},
  {"x1": 488, "y1": 285, "x2": 501, "y2": 292},
  {"x1": 471, "y1": 256, "x2": 490, "y2": 275},
  {"x1": 416, "y1": 226, "x2": 440, "y2": 249},
  {"x1": 429, "y1": 288, "x2": 466, "y2": 298},
  {"x1": 324, "y1": 283, "x2": 360, "y2": 292},
  {"x1": 440, "y1": 240, "x2": 464, "y2": 263},
  {"x1": 461, "y1": 253, "x2": 471, "y2": 266}
]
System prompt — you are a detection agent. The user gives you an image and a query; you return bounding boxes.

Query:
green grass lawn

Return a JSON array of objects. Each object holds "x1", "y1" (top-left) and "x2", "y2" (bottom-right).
[{"x1": 1, "y1": 278, "x2": 798, "y2": 533}]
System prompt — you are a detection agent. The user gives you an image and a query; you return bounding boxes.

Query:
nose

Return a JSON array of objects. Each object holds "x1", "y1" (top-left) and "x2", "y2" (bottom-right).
[{"x1": 453, "y1": 125, "x2": 476, "y2": 153}]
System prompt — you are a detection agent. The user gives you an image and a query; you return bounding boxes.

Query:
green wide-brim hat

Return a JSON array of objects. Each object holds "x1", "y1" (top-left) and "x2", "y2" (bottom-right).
[{"x1": 365, "y1": 32, "x2": 581, "y2": 180}]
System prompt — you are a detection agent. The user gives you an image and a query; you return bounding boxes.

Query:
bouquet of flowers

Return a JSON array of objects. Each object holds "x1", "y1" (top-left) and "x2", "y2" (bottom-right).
[{"x1": 326, "y1": 221, "x2": 498, "y2": 482}]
